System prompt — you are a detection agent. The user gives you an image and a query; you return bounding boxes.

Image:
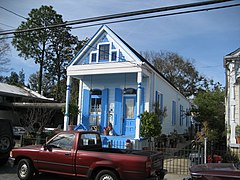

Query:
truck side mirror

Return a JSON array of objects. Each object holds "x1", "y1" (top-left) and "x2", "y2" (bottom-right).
[{"x1": 44, "y1": 144, "x2": 52, "y2": 152}]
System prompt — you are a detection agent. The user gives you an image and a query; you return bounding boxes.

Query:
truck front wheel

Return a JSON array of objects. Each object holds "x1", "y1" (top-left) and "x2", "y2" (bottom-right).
[
  {"x1": 95, "y1": 170, "x2": 119, "y2": 180},
  {"x1": 17, "y1": 159, "x2": 34, "y2": 180}
]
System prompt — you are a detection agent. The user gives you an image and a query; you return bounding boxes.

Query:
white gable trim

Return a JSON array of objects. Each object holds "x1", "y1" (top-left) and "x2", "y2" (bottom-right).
[{"x1": 69, "y1": 25, "x2": 143, "y2": 67}]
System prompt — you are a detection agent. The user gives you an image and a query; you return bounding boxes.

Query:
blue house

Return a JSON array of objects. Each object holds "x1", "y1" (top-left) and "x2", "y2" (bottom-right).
[{"x1": 64, "y1": 25, "x2": 191, "y2": 146}]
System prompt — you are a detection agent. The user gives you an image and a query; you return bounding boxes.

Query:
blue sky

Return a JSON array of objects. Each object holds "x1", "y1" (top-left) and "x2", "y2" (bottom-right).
[{"x1": 0, "y1": 0, "x2": 239, "y2": 86}]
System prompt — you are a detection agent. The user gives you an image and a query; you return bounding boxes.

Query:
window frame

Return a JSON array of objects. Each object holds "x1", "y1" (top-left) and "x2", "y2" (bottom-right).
[
  {"x1": 90, "y1": 51, "x2": 97, "y2": 63},
  {"x1": 172, "y1": 101, "x2": 176, "y2": 126},
  {"x1": 110, "y1": 50, "x2": 118, "y2": 62},
  {"x1": 98, "y1": 43, "x2": 110, "y2": 62}
]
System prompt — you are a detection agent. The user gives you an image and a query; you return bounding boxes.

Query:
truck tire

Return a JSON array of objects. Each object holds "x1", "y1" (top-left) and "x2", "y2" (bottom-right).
[
  {"x1": 17, "y1": 159, "x2": 34, "y2": 180},
  {"x1": 0, "y1": 135, "x2": 11, "y2": 153},
  {"x1": 95, "y1": 170, "x2": 119, "y2": 180}
]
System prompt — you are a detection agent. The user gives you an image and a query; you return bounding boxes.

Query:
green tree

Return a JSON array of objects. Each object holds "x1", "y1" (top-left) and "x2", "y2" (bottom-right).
[
  {"x1": 192, "y1": 87, "x2": 225, "y2": 141},
  {"x1": 3, "y1": 70, "x2": 25, "y2": 86},
  {"x1": 45, "y1": 27, "x2": 78, "y2": 101},
  {"x1": 140, "y1": 111, "x2": 161, "y2": 139},
  {"x1": 12, "y1": 5, "x2": 73, "y2": 95},
  {"x1": 142, "y1": 51, "x2": 220, "y2": 97},
  {"x1": 28, "y1": 72, "x2": 54, "y2": 97},
  {"x1": 140, "y1": 103, "x2": 167, "y2": 140}
]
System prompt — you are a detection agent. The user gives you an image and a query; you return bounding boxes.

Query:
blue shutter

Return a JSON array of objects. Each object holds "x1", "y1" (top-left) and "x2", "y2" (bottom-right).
[
  {"x1": 101, "y1": 88, "x2": 109, "y2": 132},
  {"x1": 155, "y1": 91, "x2": 158, "y2": 103},
  {"x1": 160, "y1": 93, "x2": 163, "y2": 111},
  {"x1": 160, "y1": 93, "x2": 163, "y2": 123},
  {"x1": 172, "y1": 101, "x2": 176, "y2": 125},
  {"x1": 82, "y1": 89, "x2": 90, "y2": 129},
  {"x1": 140, "y1": 87, "x2": 144, "y2": 114},
  {"x1": 180, "y1": 105, "x2": 183, "y2": 126},
  {"x1": 114, "y1": 88, "x2": 122, "y2": 135}
]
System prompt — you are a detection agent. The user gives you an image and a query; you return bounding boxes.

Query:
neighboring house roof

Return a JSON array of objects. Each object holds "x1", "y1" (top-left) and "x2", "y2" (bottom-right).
[
  {"x1": 0, "y1": 82, "x2": 53, "y2": 102},
  {"x1": 224, "y1": 48, "x2": 240, "y2": 60}
]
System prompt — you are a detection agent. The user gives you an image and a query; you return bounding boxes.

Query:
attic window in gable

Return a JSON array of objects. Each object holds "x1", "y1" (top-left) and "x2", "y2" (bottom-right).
[
  {"x1": 111, "y1": 51, "x2": 117, "y2": 61},
  {"x1": 99, "y1": 44, "x2": 109, "y2": 62}
]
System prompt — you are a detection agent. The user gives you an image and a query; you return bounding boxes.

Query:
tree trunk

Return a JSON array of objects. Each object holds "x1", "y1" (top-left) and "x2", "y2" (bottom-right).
[{"x1": 38, "y1": 42, "x2": 45, "y2": 95}]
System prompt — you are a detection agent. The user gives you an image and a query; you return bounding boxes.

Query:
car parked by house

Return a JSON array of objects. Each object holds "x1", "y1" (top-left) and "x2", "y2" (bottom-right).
[
  {"x1": 187, "y1": 163, "x2": 240, "y2": 179},
  {"x1": 13, "y1": 126, "x2": 26, "y2": 138},
  {"x1": 0, "y1": 119, "x2": 15, "y2": 165},
  {"x1": 10, "y1": 130, "x2": 166, "y2": 180}
]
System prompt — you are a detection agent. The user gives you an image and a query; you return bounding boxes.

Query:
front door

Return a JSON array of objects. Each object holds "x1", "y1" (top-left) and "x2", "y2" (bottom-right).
[{"x1": 123, "y1": 96, "x2": 136, "y2": 136}]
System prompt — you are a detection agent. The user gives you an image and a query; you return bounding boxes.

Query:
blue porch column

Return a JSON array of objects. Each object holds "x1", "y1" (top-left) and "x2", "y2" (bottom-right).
[
  {"x1": 135, "y1": 71, "x2": 142, "y2": 139},
  {"x1": 64, "y1": 76, "x2": 71, "y2": 131},
  {"x1": 77, "y1": 79, "x2": 83, "y2": 125}
]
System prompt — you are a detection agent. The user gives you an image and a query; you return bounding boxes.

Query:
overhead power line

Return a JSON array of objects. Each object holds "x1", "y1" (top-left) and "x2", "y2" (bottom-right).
[
  {"x1": 0, "y1": 0, "x2": 236, "y2": 36},
  {"x1": 0, "y1": 5, "x2": 28, "y2": 21},
  {"x1": 0, "y1": 22, "x2": 15, "y2": 29},
  {"x1": 71, "y1": 3, "x2": 240, "y2": 30}
]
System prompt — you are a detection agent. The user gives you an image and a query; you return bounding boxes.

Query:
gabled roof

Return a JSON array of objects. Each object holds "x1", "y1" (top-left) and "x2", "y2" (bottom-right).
[
  {"x1": 69, "y1": 25, "x2": 143, "y2": 66},
  {"x1": 225, "y1": 48, "x2": 240, "y2": 57},
  {"x1": 69, "y1": 25, "x2": 183, "y2": 96}
]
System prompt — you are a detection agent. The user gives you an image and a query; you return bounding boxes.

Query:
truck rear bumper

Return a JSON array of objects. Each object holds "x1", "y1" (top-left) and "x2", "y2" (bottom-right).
[{"x1": 146, "y1": 169, "x2": 167, "y2": 180}]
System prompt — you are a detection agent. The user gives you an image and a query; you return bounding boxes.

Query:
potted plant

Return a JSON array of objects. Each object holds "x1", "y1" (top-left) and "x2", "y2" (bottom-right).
[
  {"x1": 104, "y1": 123, "x2": 113, "y2": 136},
  {"x1": 62, "y1": 103, "x2": 79, "y2": 130},
  {"x1": 235, "y1": 125, "x2": 240, "y2": 144}
]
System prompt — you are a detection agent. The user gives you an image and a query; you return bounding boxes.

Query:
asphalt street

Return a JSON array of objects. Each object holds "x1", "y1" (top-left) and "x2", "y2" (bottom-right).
[{"x1": 0, "y1": 161, "x2": 187, "y2": 180}]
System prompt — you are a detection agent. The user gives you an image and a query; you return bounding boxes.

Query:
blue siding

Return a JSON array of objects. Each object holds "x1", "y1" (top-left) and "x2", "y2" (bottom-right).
[
  {"x1": 82, "y1": 89, "x2": 90, "y2": 129},
  {"x1": 114, "y1": 88, "x2": 122, "y2": 135},
  {"x1": 101, "y1": 88, "x2": 109, "y2": 132}
]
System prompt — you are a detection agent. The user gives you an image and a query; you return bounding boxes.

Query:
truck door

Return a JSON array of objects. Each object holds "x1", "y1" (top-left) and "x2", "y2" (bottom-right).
[{"x1": 38, "y1": 133, "x2": 75, "y2": 174}]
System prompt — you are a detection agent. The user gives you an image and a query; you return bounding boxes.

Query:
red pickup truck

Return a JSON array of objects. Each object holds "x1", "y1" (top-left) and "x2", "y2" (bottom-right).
[{"x1": 10, "y1": 131, "x2": 166, "y2": 180}]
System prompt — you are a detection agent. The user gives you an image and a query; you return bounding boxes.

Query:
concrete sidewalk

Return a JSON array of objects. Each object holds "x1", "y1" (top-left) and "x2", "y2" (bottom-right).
[{"x1": 164, "y1": 173, "x2": 188, "y2": 180}]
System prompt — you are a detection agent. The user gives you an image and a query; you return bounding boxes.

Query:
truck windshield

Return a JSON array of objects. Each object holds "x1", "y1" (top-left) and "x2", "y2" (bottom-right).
[{"x1": 48, "y1": 133, "x2": 75, "y2": 151}]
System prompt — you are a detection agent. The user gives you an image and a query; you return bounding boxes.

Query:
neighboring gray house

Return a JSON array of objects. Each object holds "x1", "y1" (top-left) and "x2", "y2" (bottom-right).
[
  {"x1": 0, "y1": 82, "x2": 63, "y2": 126},
  {"x1": 64, "y1": 25, "x2": 192, "y2": 145},
  {"x1": 224, "y1": 48, "x2": 240, "y2": 146}
]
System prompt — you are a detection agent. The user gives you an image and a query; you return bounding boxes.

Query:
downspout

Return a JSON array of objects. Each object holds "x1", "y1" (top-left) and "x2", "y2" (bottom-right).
[
  {"x1": 135, "y1": 71, "x2": 142, "y2": 139},
  {"x1": 229, "y1": 62, "x2": 236, "y2": 144}
]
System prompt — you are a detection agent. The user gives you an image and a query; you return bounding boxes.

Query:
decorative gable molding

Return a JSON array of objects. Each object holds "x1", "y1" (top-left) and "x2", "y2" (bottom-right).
[{"x1": 69, "y1": 25, "x2": 142, "y2": 67}]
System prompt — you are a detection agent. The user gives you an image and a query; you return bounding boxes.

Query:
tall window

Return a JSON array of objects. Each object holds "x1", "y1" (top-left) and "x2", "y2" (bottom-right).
[
  {"x1": 172, "y1": 101, "x2": 176, "y2": 125},
  {"x1": 156, "y1": 91, "x2": 164, "y2": 123},
  {"x1": 180, "y1": 105, "x2": 183, "y2": 126},
  {"x1": 111, "y1": 51, "x2": 117, "y2": 61},
  {"x1": 99, "y1": 44, "x2": 109, "y2": 62},
  {"x1": 90, "y1": 90, "x2": 102, "y2": 127}
]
